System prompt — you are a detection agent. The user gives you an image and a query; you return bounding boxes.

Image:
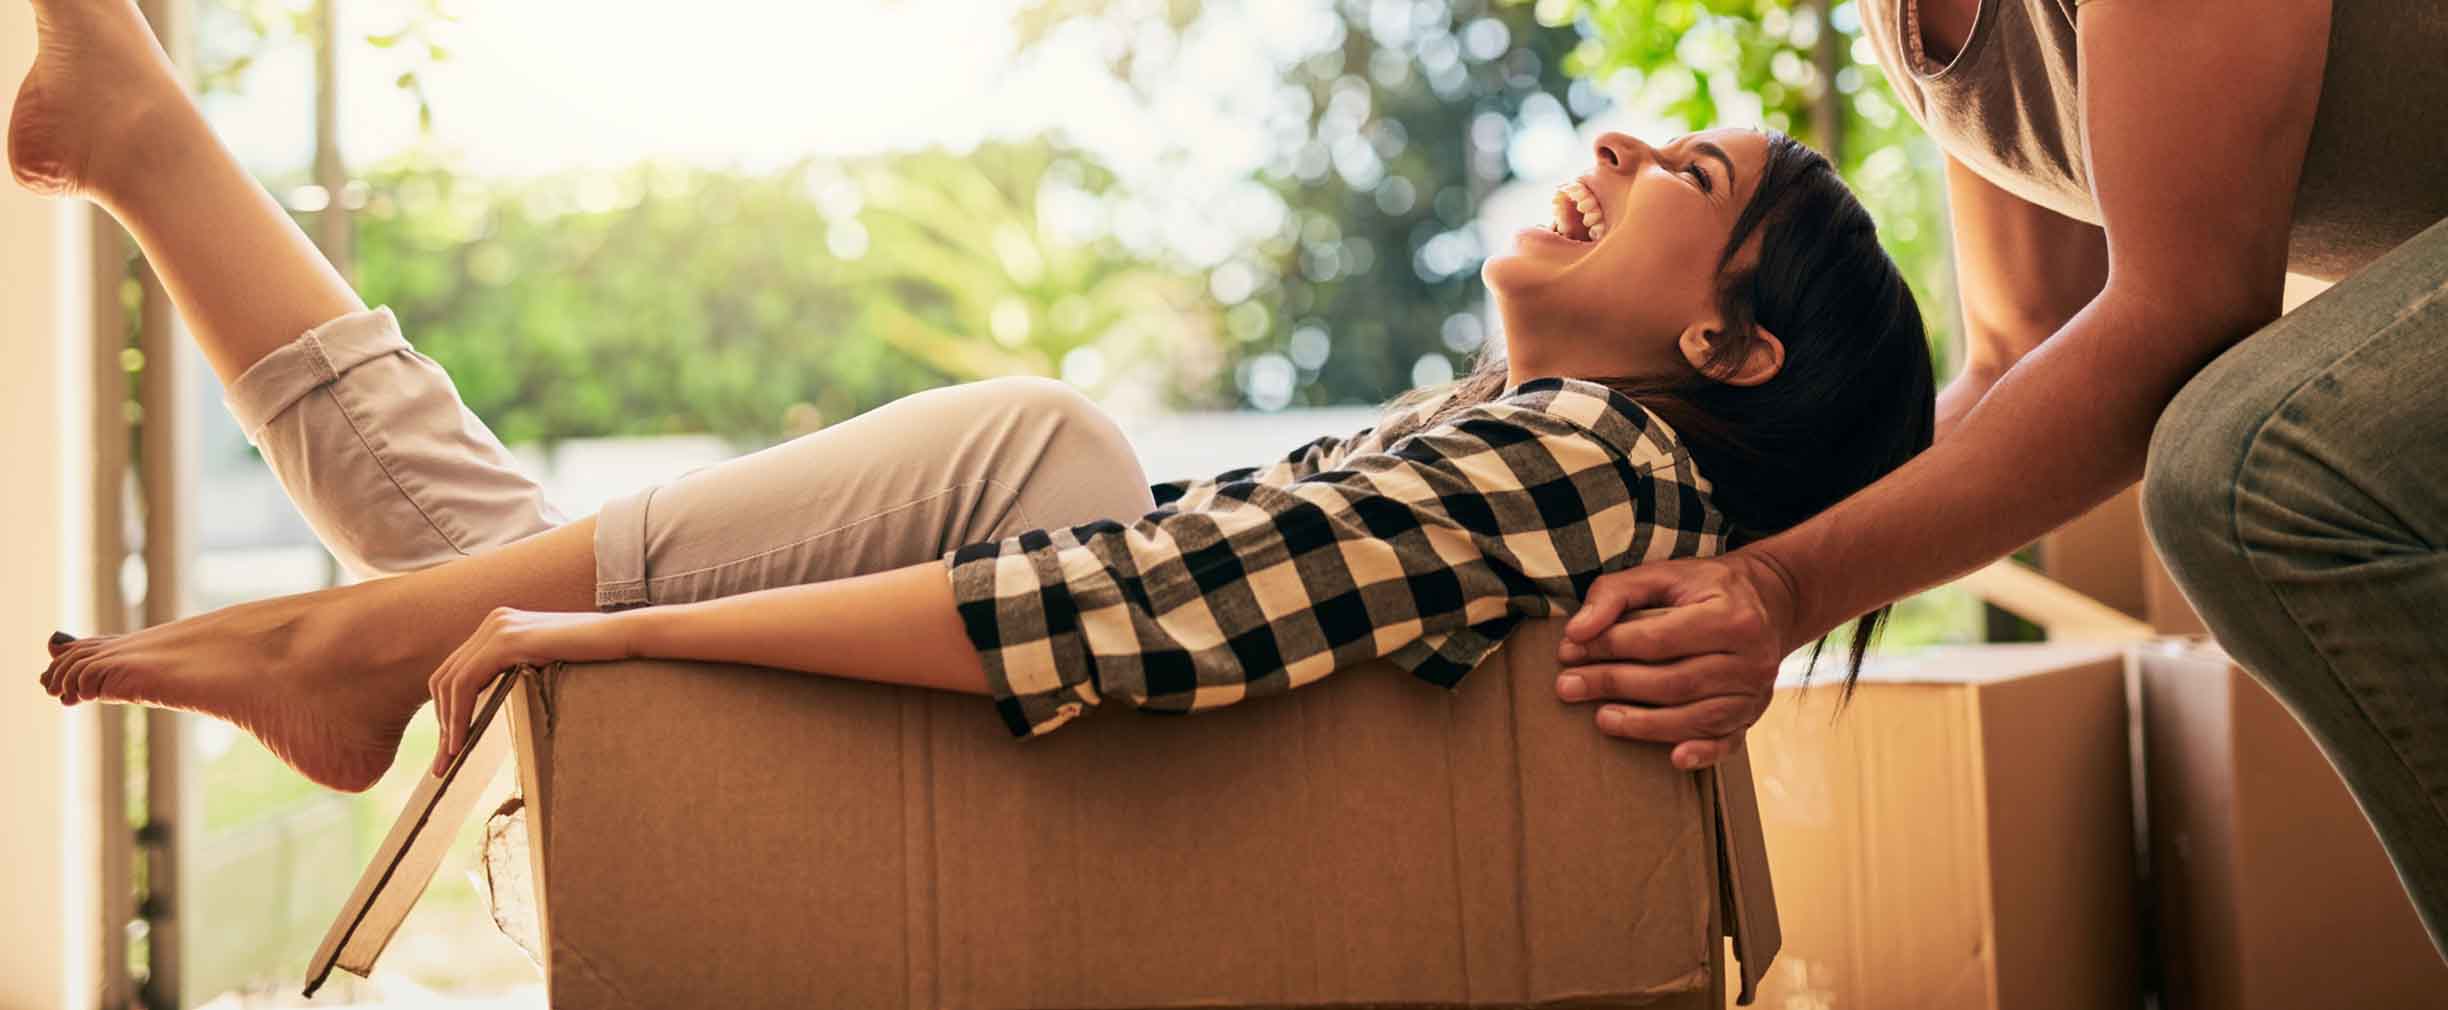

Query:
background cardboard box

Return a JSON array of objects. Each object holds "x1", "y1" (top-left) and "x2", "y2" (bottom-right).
[
  {"x1": 1734, "y1": 644, "x2": 2139, "y2": 1010},
  {"x1": 310, "y1": 618, "x2": 1778, "y2": 1009},
  {"x1": 2134, "y1": 639, "x2": 2448, "y2": 1010}
]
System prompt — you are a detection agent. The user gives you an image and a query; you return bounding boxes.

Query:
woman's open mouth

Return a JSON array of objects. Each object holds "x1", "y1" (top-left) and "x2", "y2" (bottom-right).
[{"x1": 1549, "y1": 179, "x2": 1608, "y2": 243}]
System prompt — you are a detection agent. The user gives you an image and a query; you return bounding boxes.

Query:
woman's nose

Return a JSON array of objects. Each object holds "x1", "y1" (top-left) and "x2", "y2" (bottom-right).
[{"x1": 1593, "y1": 132, "x2": 1656, "y2": 173}]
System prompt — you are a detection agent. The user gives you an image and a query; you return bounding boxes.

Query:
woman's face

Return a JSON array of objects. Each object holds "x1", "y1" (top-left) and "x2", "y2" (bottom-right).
[{"x1": 1483, "y1": 128, "x2": 1774, "y2": 384}]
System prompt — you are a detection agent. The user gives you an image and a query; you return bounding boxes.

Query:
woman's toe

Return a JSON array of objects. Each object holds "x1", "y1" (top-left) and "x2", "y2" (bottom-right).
[
  {"x1": 64, "y1": 656, "x2": 101, "y2": 704},
  {"x1": 80, "y1": 669, "x2": 111, "y2": 705}
]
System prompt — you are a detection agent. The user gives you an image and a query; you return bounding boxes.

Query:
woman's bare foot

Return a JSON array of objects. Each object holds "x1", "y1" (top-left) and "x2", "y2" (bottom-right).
[
  {"x1": 40, "y1": 586, "x2": 435, "y2": 793},
  {"x1": 9, "y1": 0, "x2": 189, "y2": 201}
]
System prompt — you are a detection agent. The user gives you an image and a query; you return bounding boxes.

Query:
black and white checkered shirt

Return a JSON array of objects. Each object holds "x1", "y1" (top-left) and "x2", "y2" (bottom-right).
[{"x1": 942, "y1": 376, "x2": 1731, "y2": 738}]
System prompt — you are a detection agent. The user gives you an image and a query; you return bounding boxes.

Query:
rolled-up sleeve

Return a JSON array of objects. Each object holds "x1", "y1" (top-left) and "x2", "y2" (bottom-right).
[{"x1": 944, "y1": 397, "x2": 1671, "y2": 738}]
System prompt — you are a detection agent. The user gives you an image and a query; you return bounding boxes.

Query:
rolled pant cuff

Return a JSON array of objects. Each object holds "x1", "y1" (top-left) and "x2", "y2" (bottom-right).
[
  {"x1": 594, "y1": 484, "x2": 657, "y2": 610},
  {"x1": 222, "y1": 306, "x2": 413, "y2": 446}
]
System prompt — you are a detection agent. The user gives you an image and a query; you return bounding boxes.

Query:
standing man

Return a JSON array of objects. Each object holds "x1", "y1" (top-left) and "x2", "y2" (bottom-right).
[{"x1": 1557, "y1": 0, "x2": 2448, "y2": 951}]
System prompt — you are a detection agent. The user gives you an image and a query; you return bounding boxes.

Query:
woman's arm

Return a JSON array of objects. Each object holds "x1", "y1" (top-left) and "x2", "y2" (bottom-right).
[
  {"x1": 622, "y1": 562, "x2": 988, "y2": 692},
  {"x1": 427, "y1": 383, "x2": 1693, "y2": 765},
  {"x1": 1934, "y1": 155, "x2": 2108, "y2": 438},
  {"x1": 1552, "y1": 0, "x2": 2334, "y2": 768},
  {"x1": 425, "y1": 562, "x2": 989, "y2": 775}
]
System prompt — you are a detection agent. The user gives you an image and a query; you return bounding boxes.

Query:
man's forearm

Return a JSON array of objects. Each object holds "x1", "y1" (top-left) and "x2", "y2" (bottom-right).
[
  {"x1": 1753, "y1": 290, "x2": 2263, "y2": 644},
  {"x1": 1933, "y1": 363, "x2": 2001, "y2": 440},
  {"x1": 621, "y1": 560, "x2": 992, "y2": 696}
]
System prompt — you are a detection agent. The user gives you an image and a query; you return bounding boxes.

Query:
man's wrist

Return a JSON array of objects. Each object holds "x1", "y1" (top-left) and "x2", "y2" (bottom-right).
[{"x1": 1732, "y1": 543, "x2": 1810, "y2": 654}]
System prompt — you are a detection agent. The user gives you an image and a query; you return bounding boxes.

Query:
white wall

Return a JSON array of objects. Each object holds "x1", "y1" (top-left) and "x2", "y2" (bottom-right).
[{"x1": 0, "y1": 3, "x2": 101, "y2": 1006}]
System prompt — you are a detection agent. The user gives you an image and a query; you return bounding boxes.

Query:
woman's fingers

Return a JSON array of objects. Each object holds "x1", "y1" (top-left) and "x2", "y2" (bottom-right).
[
  {"x1": 443, "y1": 668, "x2": 477, "y2": 774},
  {"x1": 429, "y1": 633, "x2": 486, "y2": 778},
  {"x1": 431, "y1": 611, "x2": 547, "y2": 777}
]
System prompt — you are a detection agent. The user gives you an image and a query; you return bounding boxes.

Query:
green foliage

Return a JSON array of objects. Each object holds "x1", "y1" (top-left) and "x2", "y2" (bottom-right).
[
  {"x1": 349, "y1": 138, "x2": 1212, "y2": 448},
  {"x1": 1019, "y1": 0, "x2": 1592, "y2": 410},
  {"x1": 195, "y1": 0, "x2": 455, "y2": 127},
  {"x1": 842, "y1": 145, "x2": 1220, "y2": 407}
]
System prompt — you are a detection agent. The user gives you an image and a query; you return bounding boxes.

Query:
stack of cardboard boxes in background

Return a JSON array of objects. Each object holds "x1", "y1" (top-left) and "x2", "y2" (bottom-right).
[{"x1": 1737, "y1": 486, "x2": 2448, "y2": 1009}]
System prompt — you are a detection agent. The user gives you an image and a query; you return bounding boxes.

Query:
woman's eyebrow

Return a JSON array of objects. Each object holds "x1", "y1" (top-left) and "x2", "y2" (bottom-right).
[{"x1": 1693, "y1": 140, "x2": 1738, "y2": 196}]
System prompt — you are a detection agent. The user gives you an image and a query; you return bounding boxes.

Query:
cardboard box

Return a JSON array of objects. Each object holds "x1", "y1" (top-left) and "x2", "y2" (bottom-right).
[
  {"x1": 2134, "y1": 639, "x2": 2448, "y2": 1010},
  {"x1": 1734, "y1": 644, "x2": 2140, "y2": 1010},
  {"x1": 307, "y1": 618, "x2": 1779, "y2": 1008}
]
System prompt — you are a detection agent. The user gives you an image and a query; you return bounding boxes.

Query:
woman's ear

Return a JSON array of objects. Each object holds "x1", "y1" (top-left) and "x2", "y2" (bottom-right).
[{"x1": 1678, "y1": 324, "x2": 1785, "y2": 387}]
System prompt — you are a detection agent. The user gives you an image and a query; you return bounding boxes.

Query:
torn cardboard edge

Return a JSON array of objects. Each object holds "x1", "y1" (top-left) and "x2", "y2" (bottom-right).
[{"x1": 307, "y1": 661, "x2": 1780, "y2": 1004}]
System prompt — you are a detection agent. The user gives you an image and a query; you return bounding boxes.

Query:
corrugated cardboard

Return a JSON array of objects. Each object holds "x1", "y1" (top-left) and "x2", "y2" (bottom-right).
[
  {"x1": 2134, "y1": 639, "x2": 2448, "y2": 1010},
  {"x1": 1734, "y1": 644, "x2": 2139, "y2": 1010},
  {"x1": 308, "y1": 618, "x2": 1778, "y2": 1008}
]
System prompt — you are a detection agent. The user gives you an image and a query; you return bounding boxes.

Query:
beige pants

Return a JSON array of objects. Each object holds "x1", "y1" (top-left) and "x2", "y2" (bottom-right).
[{"x1": 224, "y1": 308, "x2": 1158, "y2": 607}]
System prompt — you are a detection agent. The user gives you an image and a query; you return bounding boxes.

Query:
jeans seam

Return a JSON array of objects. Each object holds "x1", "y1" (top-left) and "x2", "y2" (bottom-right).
[{"x1": 641, "y1": 477, "x2": 1031, "y2": 586}]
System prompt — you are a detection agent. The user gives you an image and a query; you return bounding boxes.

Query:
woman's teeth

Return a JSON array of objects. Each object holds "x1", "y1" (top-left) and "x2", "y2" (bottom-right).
[{"x1": 1551, "y1": 180, "x2": 1607, "y2": 242}]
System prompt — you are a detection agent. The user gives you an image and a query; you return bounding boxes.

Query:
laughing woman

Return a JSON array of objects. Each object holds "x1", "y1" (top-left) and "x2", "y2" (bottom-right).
[{"x1": 19, "y1": 0, "x2": 1932, "y2": 788}]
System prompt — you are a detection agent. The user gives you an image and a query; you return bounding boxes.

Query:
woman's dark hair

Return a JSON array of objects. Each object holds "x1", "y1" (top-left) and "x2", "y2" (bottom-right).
[{"x1": 1388, "y1": 131, "x2": 1936, "y2": 694}]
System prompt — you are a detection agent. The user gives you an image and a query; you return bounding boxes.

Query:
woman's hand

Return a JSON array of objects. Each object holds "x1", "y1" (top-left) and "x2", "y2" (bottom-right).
[
  {"x1": 1554, "y1": 549, "x2": 1801, "y2": 770},
  {"x1": 428, "y1": 607, "x2": 639, "y2": 778}
]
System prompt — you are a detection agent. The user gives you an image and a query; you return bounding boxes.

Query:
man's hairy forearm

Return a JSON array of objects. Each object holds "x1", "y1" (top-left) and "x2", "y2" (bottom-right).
[{"x1": 1750, "y1": 289, "x2": 2262, "y2": 644}]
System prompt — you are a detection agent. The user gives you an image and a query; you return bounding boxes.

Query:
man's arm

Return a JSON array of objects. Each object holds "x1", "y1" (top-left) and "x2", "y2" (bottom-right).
[
  {"x1": 1552, "y1": 0, "x2": 2334, "y2": 767},
  {"x1": 1933, "y1": 156, "x2": 2108, "y2": 437}
]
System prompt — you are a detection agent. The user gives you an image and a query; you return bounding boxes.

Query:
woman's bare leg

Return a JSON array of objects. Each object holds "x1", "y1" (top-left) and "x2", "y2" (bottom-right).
[
  {"x1": 17, "y1": 2, "x2": 1168, "y2": 795},
  {"x1": 10, "y1": 0, "x2": 598, "y2": 791},
  {"x1": 11, "y1": 0, "x2": 363, "y2": 386},
  {"x1": 36, "y1": 374, "x2": 1164, "y2": 794},
  {"x1": 40, "y1": 517, "x2": 600, "y2": 792}
]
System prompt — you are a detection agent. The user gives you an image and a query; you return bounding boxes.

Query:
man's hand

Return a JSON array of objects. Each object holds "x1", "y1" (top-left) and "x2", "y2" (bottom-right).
[{"x1": 1555, "y1": 549, "x2": 1801, "y2": 770}]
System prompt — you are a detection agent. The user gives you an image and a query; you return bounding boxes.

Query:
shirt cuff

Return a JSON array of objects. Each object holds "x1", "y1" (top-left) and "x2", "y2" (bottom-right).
[{"x1": 944, "y1": 544, "x2": 1102, "y2": 738}]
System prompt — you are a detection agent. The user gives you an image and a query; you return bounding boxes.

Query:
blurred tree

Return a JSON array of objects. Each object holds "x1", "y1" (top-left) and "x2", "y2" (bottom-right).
[
  {"x1": 841, "y1": 144, "x2": 1221, "y2": 411},
  {"x1": 349, "y1": 136, "x2": 1214, "y2": 448},
  {"x1": 193, "y1": 0, "x2": 453, "y2": 122},
  {"x1": 1017, "y1": 0, "x2": 1588, "y2": 410},
  {"x1": 1018, "y1": 0, "x2": 1959, "y2": 408}
]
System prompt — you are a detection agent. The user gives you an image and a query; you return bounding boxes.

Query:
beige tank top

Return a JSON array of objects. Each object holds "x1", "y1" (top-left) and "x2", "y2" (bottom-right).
[{"x1": 1861, "y1": 0, "x2": 2448, "y2": 281}]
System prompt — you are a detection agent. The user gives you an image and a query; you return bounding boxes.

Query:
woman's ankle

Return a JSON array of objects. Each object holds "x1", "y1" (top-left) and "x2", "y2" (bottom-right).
[{"x1": 86, "y1": 92, "x2": 218, "y2": 216}]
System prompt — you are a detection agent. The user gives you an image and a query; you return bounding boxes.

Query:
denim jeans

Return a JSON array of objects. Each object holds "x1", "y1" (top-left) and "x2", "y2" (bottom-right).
[{"x1": 2144, "y1": 214, "x2": 2448, "y2": 954}]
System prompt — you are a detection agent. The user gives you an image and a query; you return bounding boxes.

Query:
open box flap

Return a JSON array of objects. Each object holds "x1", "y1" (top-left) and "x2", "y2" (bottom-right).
[
  {"x1": 1709, "y1": 748, "x2": 1781, "y2": 1006},
  {"x1": 301, "y1": 670, "x2": 520, "y2": 998}
]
